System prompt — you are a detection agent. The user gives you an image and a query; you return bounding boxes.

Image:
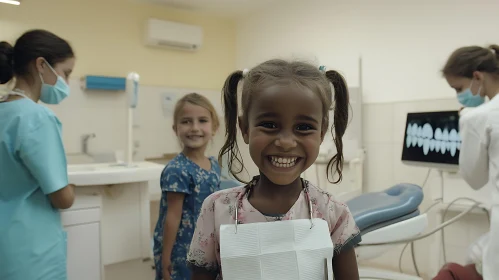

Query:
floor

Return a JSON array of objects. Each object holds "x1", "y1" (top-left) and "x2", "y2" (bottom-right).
[
  {"x1": 104, "y1": 260, "x2": 428, "y2": 280},
  {"x1": 105, "y1": 259, "x2": 156, "y2": 280}
]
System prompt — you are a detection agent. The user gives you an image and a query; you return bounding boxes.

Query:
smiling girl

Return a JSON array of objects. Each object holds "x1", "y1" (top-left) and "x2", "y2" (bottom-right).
[
  {"x1": 153, "y1": 93, "x2": 221, "y2": 280},
  {"x1": 186, "y1": 60, "x2": 361, "y2": 280}
]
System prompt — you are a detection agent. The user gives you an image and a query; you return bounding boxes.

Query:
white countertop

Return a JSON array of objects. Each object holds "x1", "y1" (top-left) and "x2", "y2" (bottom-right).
[{"x1": 68, "y1": 161, "x2": 165, "y2": 186}]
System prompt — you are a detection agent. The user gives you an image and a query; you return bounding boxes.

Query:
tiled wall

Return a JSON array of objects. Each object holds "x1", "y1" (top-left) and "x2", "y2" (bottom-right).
[
  {"x1": 49, "y1": 79, "x2": 226, "y2": 162},
  {"x1": 361, "y1": 98, "x2": 490, "y2": 278}
]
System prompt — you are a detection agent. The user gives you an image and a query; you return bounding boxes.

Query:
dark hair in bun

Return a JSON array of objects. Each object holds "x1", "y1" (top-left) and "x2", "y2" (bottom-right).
[
  {"x1": 0, "y1": 41, "x2": 14, "y2": 84},
  {"x1": 0, "y1": 29, "x2": 74, "y2": 85}
]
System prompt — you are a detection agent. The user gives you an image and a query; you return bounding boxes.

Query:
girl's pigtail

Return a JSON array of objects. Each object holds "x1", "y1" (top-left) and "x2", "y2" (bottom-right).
[
  {"x1": 218, "y1": 70, "x2": 246, "y2": 182},
  {"x1": 325, "y1": 70, "x2": 350, "y2": 184}
]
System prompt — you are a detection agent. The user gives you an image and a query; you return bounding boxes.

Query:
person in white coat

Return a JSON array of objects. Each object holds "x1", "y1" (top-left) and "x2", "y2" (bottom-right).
[{"x1": 440, "y1": 44, "x2": 499, "y2": 280}]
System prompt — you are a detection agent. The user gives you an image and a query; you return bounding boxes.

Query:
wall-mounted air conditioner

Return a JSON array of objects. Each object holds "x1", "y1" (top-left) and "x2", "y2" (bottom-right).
[{"x1": 144, "y1": 18, "x2": 203, "y2": 51}]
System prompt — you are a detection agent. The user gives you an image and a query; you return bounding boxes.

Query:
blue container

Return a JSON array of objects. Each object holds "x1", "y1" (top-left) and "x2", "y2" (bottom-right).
[{"x1": 82, "y1": 75, "x2": 126, "y2": 91}]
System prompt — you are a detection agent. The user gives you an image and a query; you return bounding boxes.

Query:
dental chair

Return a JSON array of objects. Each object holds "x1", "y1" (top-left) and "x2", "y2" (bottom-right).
[
  {"x1": 347, "y1": 183, "x2": 428, "y2": 280},
  {"x1": 220, "y1": 178, "x2": 241, "y2": 190}
]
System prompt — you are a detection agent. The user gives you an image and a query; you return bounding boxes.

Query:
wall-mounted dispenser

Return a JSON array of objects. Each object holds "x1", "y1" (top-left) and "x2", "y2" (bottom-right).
[
  {"x1": 81, "y1": 75, "x2": 127, "y2": 91},
  {"x1": 125, "y1": 72, "x2": 140, "y2": 167}
]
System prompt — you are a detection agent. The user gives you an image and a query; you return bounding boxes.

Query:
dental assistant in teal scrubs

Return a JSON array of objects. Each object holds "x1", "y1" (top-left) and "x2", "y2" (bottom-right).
[{"x1": 0, "y1": 29, "x2": 76, "y2": 280}]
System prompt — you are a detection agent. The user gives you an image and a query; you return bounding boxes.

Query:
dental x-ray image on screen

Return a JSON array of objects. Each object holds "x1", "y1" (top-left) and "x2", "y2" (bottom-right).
[{"x1": 401, "y1": 110, "x2": 460, "y2": 170}]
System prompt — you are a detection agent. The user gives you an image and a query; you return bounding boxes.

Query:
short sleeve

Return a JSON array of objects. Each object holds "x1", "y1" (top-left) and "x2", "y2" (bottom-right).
[
  {"x1": 160, "y1": 167, "x2": 192, "y2": 194},
  {"x1": 19, "y1": 115, "x2": 68, "y2": 195},
  {"x1": 328, "y1": 198, "x2": 362, "y2": 256},
  {"x1": 187, "y1": 195, "x2": 219, "y2": 274}
]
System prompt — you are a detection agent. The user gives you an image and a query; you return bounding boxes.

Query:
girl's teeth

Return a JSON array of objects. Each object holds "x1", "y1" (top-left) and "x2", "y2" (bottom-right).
[{"x1": 270, "y1": 156, "x2": 298, "y2": 168}]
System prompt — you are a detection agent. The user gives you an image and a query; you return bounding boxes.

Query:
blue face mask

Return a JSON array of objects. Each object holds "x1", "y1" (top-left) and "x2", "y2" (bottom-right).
[
  {"x1": 457, "y1": 80, "x2": 485, "y2": 107},
  {"x1": 39, "y1": 59, "x2": 70, "y2": 104}
]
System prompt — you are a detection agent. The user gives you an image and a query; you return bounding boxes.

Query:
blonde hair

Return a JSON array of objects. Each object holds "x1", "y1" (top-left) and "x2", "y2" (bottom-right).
[{"x1": 173, "y1": 92, "x2": 220, "y2": 131}]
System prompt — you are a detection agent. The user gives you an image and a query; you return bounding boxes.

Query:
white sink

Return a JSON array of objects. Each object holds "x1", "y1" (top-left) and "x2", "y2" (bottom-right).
[
  {"x1": 67, "y1": 163, "x2": 128, "y2": 173},
  {"x1": 66, "y1": 153, "x2": 117, "y2": 165},
  {"x1": 68, "y1": 165, "x2": 96, "y2": 172},
  {"x1": 67, "y1": 161, "x2": 165, "y2": 186}
]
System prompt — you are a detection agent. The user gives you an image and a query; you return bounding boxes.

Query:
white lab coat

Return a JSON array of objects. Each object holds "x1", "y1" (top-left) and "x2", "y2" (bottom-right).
[
  {"x1": 466, "y1": 232, "x2": 489, "y2": 275},
  {"x1": 459, "y1": 96, "x2": 499, "y2": 280}
]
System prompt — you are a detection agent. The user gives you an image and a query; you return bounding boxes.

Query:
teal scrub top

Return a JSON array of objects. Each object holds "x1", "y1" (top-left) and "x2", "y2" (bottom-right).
[{"x1": 0, "y1": 98, "x2": 69, "y2": 280}]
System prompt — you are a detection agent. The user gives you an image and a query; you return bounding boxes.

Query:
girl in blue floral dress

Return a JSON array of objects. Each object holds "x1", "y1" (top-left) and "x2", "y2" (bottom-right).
[{"x1": 153, "y1": 93, "x2": 221, "y2": 280}]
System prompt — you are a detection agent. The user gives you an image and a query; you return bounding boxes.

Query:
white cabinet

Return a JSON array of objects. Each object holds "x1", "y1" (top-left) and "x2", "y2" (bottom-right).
[
  {"x1": 67, "y1": 161, "x2": 165, "y2": 266},
  {"x1": 65, "y1": 222, "x2": 101, "y2": 280},
  {"x1": 101, "y1": 182, "x2": 151, "y2": 265},
  {"x1": 61, "y1": 192, "x2": 102, "y2": 280}
]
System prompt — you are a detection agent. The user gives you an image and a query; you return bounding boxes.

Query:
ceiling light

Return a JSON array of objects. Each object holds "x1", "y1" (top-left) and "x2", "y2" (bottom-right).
[{"x1": 0, "y1": 0, "x2": 20, "y2": 5}]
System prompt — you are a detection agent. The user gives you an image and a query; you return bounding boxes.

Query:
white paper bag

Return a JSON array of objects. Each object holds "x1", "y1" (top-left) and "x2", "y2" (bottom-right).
[{"x1": 220, "y1": 218, "x2": 334, "y2": 280}]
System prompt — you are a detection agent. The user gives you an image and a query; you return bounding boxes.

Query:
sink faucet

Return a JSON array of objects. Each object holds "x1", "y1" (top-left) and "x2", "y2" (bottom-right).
[{"x1": 81, "y1": 133, "x2": 96, "y2": 155}]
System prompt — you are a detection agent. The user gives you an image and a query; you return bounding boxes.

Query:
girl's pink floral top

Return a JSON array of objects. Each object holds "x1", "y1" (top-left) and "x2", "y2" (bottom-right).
[{"x1": 186, "y1": 179, "x2": 361, "y2": 279}]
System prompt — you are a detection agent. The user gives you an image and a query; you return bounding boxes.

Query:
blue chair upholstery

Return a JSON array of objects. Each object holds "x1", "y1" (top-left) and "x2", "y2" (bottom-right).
[
  {"x1": 220, "y1": 179, "x2": 241, "y2": 190},
  {"x1": 346, "y1": 183, "x2": 424, "y2": 234}
]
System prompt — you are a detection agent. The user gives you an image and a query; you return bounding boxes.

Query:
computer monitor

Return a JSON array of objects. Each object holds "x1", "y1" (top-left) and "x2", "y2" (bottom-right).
[{"x1": 401, "y1": 110, "x2": 460, "y2": 171}]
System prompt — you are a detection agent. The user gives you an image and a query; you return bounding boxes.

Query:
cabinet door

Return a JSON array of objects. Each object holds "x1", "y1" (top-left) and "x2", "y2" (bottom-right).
[{"x1": 65, "y1": 222, "x2": 101, "y2": 280}]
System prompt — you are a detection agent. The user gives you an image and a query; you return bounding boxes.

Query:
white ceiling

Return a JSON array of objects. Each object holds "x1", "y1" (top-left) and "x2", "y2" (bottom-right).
[{"x1": 135, "y1": 0, "x2": 279, "y2": 18}]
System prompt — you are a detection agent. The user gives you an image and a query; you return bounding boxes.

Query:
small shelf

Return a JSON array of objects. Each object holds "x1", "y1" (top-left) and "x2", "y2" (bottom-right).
[{"x1": 81, "y1": 75, "x2": 126, "y2": 91}]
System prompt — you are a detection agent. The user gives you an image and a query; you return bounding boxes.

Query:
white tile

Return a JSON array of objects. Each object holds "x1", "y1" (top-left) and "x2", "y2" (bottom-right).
[
  {"x1": 363, "y1": 143, "x2": 395, "y2": 192},
  {"x1": 443, "y1": 245, "x2": 468, "y2": 265},
  {"x1": 411, "y1": 239, "x2": 434, "y2": 272},
  {"x1": 360, "y1": 240, "x2": 433, "y2": 277},
  {"x1": 391, "y1": 142, "x2": 431, "y2": 187},
  {"x1": 307, "y1": 161, "x2": 357, "y2": 195},
  {"x1": 441, "y1": 212, "x2": 469, "y2": 247},
  {"x1": 362, "y1": 244, "x2": 406, "y2": 269},
  {"x1": 467, "y1": 214, "x2": 490, "y2": 242},
  {"x1": 362, "y1": 103, "x2": 394, "y2": 144}
]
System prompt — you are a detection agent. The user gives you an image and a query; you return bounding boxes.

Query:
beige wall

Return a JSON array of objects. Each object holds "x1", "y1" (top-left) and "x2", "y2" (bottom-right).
[
  {"x1": 0, "y1": 0, "x2": 236, "y2": 90},
  {"x1": 0, "y1": 0, "x2": 236, "y2": 159}
]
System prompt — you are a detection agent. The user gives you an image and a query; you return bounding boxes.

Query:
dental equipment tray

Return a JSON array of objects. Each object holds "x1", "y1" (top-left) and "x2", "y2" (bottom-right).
[{"x1": 346, "y1": 183, "x2": 424, "y2": 235}]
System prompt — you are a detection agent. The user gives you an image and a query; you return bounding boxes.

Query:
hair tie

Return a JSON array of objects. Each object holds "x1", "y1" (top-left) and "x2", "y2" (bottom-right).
[
  {"x1": 242, "y1": 68, "x2": 249, "y2": 77},
  {"x1": 319, "y1": 65, "x2": 326, "y2": 73}
]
